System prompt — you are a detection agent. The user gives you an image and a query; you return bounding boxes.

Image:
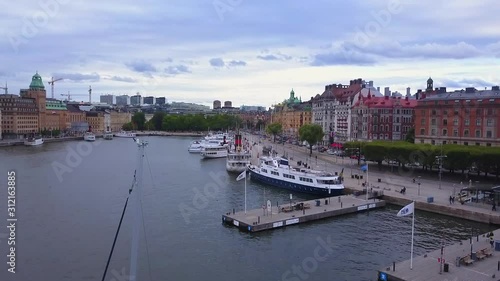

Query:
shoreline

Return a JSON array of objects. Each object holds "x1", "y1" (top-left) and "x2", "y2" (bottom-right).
[{"x1": 0, "y1": 131, "x2": 203, "y2": 147}]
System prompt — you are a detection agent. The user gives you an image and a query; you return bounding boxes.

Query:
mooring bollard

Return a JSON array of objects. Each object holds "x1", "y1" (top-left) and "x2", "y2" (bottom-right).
[
  {"x1": 338, "y1": 197, "x2": 341, "y2": 202},
  {"x1": 497, "y1": 261, "x2": 499, "y2": 271},
  {"x1": 303, "y1": 209, "x2": 305, "y2": 215},
  {"x1": 341, "y1": 202, "x2": 343, "y2": 208},
  {"x1": 258, "y1": 216, "x2": 260, "y2": 223},
  {"x1": 393, "y1": 262, "x2": 395, "y2": 271}
]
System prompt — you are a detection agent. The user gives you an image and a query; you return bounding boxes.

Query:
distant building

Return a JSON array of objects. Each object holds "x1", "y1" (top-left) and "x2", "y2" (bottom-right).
[
  {"x1": 170, "y1": 102, "x2": 211, "y2": 114},
  {"x1": 240, "y1": 105, "x2": 267, "y2": 112},
  {"x1": 116, "y1": 95, "x2": 130, "y2": 106},
  {"x1": 224, "y1": 101, "x2": 232, "y2": 108},
  {"x1": 384, "y1": 87, "x2": 390, "y2": 97},
  {"x1": 213, "y1": 100, "x2": 221, "y2": 109},
  {"x1": 131, "y1": 94, "x2": 142, "y2": 106},
  {"x1": 0, "y1": 94, "x2": 39, "y2": 138},
  {"x1": 143, "y1": 96, "x2": 155, "y2": 105},
  {"x1": 156, "y1": 97, "x2": 166, "y2": 105},
  {"x1": 272, "y1": 89, "x2": 312, "y2": 136},
  {"x1": 100, "y1": 94, "x2": 115, "y2": 105}
]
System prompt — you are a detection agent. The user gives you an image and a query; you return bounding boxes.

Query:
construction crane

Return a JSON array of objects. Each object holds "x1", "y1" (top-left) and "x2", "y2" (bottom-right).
[
  {"x1": 60, "y1": 91, "x2": 88, "y2": 102},
  {"x1": 48, "y1": 77, "x2": 63, "y2": 99},
  {"x1": 0, "y1": 82, "x2": 7, "y2": 95}
]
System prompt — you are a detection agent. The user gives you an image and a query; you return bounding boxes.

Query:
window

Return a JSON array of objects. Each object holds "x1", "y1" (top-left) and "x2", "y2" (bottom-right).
[
  {"x1": 476, "y1": 109, "x2": 482, "y2": 115},
  {"x1": 487, "y1": 119, "x2": 493, "y2": 127},
  {"x1": 431, "y1": 119, "x2": 436, "y2": 125},
  {"x1": 431, "y1": 140, "x2": 436, "y2": 145},
  {"x1": 421, "y1": 119, "x2": 426, "y2": 125},
  {"x1": 431, "y1": 129, "x2": 436, "y2": 136},
  {"x1": 443, "y1": 141, "x2": 447, "y2": 145},
  {"x1": 465, "y1": 119, "x2": 470, "y2": 126},
  {"x1": 464, "y1": 142, "x2": 469, "y2": 146},
  {"x1": 487, "y1": 108, "x2": 494, "y2": 115},
  {"x1": 421, "y1": 110, "x2": 426, "y2": 115},
  {"x1": 432, "y1": 110, "x2": 436, "y2": 115},
  {"x1": 454, "y1": 110, "x2": 459, "y2": 115},
  {"x1": 454, "y1": 118, "x2": 458, "y2": 126},
  {"x1": 420, "y1": 129, "x2": 425, "y2": 135},
  {"x1": 442, "y1": 129, "x2": 448, "y2": 136},
  {"x1": 476, "y1": 119, "x2": 481, "y2": 126},
  {"x1": 464, "y1": 130, "x2": 469, "y2": 137},
  {"x1": 475, "y1": 130, "x2": 481, "y2": 138},
  {"x1": 453, "y1": 129, "x2": 458, "y2": 137},
  {"x1": 487, "y1": 131, "x2": 492, "y2": 138},
  {"x1": 465, "y1": 108, "x2": 470, "y2": 114},
  {"x1": 443, "y1": 119, "x2": 448, "y2": 126}
]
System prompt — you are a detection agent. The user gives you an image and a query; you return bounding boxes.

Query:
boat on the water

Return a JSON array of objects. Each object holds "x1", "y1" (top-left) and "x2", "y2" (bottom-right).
[
  {"x1": 84, "y1": 131, "x2": 96, "y2": 142},
  {"x1": 226, "y1": 134, "x2": 251, "y2": 172},
  {"x1": 248, "y1": 156, "x2": 344, "y2": 197},
  {"x1": 200, "y1": 143, "x2": 229, "y2": 159},
  {"x1": 115, "y1": 131, "x2": 136, "y2": 138},
  {"x1": 24, "y1": 134, "x2": 44, "y2": 146},
  {"x1": 103, "y1": 131, "x2": 113, "y2": 140}
]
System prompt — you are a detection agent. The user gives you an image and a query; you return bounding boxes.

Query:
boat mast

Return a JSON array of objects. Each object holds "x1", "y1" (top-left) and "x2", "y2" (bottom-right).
[{"x1": 130, "y1": 138, "x2": 148, "y2": 280}]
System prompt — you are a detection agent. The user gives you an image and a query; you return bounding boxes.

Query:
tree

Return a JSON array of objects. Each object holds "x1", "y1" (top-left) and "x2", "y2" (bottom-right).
[
  {"x1": 299, "y1": 124, "x2": 324, "y2": 156},
  {"x1": 132, "y1": 112, "x2": 146, "y2": 130},
  {"x1": 265, "y1": 122, "x2": 282, "y2": 142},
  {"x1": 150, "y1": 112, "x2": 166, "y2": 131},
  {"x1": 122, "y1": 122, "x2": 133, "y2": 131},
  {"x1": 405, "y1": 128, "x2": 415, "y2": 143}
]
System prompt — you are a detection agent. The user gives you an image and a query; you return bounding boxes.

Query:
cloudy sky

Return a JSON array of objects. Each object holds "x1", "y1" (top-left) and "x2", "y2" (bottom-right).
[{"x1": 1, "y1": 0, "x2": 499, "y2": 107}]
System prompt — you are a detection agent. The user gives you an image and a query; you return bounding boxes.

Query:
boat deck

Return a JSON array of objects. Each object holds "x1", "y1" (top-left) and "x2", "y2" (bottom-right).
[{"x1": 222, "y1": 195, "x2": 385, "y2": 232}]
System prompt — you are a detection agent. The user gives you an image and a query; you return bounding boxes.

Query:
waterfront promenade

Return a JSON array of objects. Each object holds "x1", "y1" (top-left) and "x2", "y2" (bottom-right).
[{"x1": 245, "y1": 133, "x2": 500, "y2": 225}]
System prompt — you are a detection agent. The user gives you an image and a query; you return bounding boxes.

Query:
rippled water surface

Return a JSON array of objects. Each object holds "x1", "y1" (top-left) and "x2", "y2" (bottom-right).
[{"x1": 0, "y1": 136, "x2": 496, "y2": 281}]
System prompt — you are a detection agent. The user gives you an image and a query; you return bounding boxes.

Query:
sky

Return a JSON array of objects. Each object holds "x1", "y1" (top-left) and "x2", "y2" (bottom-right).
[{"x1": 0, "y1": 0, "x2": 499, "y2": 108}]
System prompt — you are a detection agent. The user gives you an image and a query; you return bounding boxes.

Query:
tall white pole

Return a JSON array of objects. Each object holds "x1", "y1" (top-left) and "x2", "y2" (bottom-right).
[
  {"x1": 366, "y1": 164, "x2": 369, "y2": 202},
  {"x1": 130, "y1": 140, "x2": 146, "y2": 281},
  {"x1": 410, "y1": 201, "x2": 415, "y2": 269},
  {"x1": 244, "y1": 173, "x2": 247, "y2": 214}
]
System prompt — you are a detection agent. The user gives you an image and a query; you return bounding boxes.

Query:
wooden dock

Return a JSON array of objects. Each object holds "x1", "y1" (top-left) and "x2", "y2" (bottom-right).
[
  {"x1": 378, "y1": 229, "x2": 500, "y2": 281},
  {"x1": 222, "y1": 195, "x2": 386, "y2": 232}
]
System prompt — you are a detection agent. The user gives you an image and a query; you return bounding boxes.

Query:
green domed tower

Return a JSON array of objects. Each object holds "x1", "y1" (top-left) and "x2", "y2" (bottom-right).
[{"x1": 29, "y1": 71, "x2": 45, "y2": 90}]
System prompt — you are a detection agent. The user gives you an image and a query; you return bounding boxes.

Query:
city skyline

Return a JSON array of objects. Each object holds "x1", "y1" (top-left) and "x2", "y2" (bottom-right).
[{"x1": 1, "y1": 1, "x2": 500, "y2": 108}]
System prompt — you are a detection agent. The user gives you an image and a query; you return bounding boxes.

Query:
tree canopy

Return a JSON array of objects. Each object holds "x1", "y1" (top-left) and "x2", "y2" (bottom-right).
[
  {"x1": 265, "y1": 122, "x2": 283, "y2": 142},
  {"x1": 299, "y1": 124, "x2": 324, "y2": 156}
]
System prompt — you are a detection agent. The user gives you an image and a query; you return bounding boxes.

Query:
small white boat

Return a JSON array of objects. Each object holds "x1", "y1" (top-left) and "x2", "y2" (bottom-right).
[
  {"x1": 24, "y1": 135, "x2": 44, "y2": 146},
  {"x1": 115, "y1": 131, "x2": 136, "y2": 138},
  {"x1": 189, "y1": 139, "x2": 225, "y2": 153},
  {"x1": 103, "y1": 131, "x2": 113, "y2": 140},
  {"x1": 84, "y1": 132, "x2": 96, "y2": 142},
  {"x1": 200, "y1": 143, "x2": 229, "y2": 159}
]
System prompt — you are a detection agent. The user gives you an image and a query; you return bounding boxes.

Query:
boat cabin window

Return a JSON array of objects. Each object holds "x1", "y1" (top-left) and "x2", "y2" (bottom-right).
[
  {"x1": 299, "y1": 177, "x2": 313, "y2": 183},
  {"x1": 317, "y1": 179, "x2": 340, "y2": 185},
  {"x1": 283, "y1": 174, "x2": 295, "y2": 179},
  {"x1": 261, "y1": 168, "x2": 268, "y2": 173},
  {"x1": 271, "y1": 171, "x2": 279, "y2": 176}
]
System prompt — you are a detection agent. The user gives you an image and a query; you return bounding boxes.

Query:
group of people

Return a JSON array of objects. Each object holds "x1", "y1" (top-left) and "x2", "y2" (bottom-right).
[{"x1": 449, "y1": 196, "x2": 456, "y2": 204}]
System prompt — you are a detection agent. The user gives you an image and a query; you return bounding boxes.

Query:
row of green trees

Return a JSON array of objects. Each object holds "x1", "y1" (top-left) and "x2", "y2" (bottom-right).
[
  {"x1": 123, "y1": 112, "x2": 243, "y2": 132},
  {"x1": 343, "y1": 141, "x2": 500, "y2": 178},
  {"x1": 265, "y1": 122, "x2": 325, "y2": 156}
]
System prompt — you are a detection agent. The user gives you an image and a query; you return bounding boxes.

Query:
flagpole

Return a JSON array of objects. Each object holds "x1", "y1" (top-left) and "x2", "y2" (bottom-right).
[
  {"x1": 410, "y1": 201, "x2": 415, "y2": 269},
  {"x1": 244, "y1": 172, "x2": 247, "y2": 214},
  {"x1": 365, "y1": 164, "x2": 369, "y2": 202}
]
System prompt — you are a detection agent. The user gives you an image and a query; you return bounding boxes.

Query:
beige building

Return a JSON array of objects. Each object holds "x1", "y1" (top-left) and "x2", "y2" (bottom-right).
[
  {"x1": 0, "y1": 94, "x2": 39, "y2": 138},
  {"x1": 110, "y1": 111, "x2": 132, "y2": 132},
  {"x1": 272, "y1": 89, "x2": 312, "y2": 136},
  {"x1": 85, "y1": 111, "x2": 105, "y2": 133}
]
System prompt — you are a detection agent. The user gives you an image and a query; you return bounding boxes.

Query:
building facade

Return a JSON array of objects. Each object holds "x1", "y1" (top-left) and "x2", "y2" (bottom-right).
[
  {"x1": 85, "y1": 111, "x2": 105, "y2": 132},
  {"x1": 131, "y1": 94, "x2": 142, "y2": 106},
  {"x1": 20, "y1": 72, "x2": 47, "y2": 132},
  {"x1": 0, "y1": 94, "x2": 39, "y2": 138},
  {"x1": 100, "y1": 94, "x2": 115, "y2": 105},
  {"x1": 110, "y1": 111, "x2": 132, "y2": 132},
  {"x1": 351, "y1": 90, "x2": 417, "y2": 141},
  {"x1": 272, "y1": 89, "x2": 311, "y2": 136},
  {"x1": 143, "y1": 96, "x2": 155, "y2": 105},
  {"x1": 156, "y1": 97, "x2": 166, "y2": 105},
  {"x1": 415, "y1": 82, "x2": 500, "y2": 147},
  {"x1": 116, "y1": 95, "x2": 130, "y2": 106}
]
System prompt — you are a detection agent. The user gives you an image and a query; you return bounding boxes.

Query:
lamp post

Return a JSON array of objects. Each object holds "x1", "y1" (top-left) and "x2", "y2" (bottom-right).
[
  {"x1": 417, "y1": 176, "x2": 421, "y2": 196},
  {"x1": 435, "y1": 154, "x2": 447, "y2": 190}
]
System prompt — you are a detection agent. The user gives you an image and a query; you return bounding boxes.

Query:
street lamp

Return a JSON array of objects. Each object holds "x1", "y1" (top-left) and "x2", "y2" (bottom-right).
[
  {"x1": 435, "y1": 155, "x2": 447, "y2": 189},
  {"x1": 417, "y1": 176, "x2": 421, "y2": 196}
]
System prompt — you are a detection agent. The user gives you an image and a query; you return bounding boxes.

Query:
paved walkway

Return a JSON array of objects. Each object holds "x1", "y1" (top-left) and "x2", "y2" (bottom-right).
[{"x1": 243, "y1": 133, "x2": 500, "y2": 219}]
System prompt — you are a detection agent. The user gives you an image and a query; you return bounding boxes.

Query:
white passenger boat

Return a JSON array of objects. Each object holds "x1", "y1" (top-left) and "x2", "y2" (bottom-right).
[
  {"x1": 226, "y1": 134, "x2": 251, "y2": 172},
  {"x1": 248, "y1": 156, "x2": 344, "y2": 197},
  {"x1": 24, "y1": 135, "x2": 44, "y2": 146},
  {"x1": 115, "y1": 131, "x2": 136, "y2": 138},
  {"x1": 84, "y1": 132, "x2": 96, "y2": 142},
  {"x1": 103, "y1": 131, "x2": 113, "y2": 140},
  {"x1": 200, "y1": 143, "x2": 229, "y2": 159}
]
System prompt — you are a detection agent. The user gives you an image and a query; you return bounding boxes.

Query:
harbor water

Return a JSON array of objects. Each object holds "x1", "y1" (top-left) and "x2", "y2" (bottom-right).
[{"x1": 0, "y1": 136, "x2": 496, "y2": 281}]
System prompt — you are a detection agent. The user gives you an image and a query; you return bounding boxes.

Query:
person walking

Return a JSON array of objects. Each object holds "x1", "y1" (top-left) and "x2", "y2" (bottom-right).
[{"x1": 489, "y1": 232, "x2": 494, "y2": 248}]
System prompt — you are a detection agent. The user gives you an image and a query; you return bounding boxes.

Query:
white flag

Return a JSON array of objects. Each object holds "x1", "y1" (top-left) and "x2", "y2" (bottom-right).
[
  {"x1": 236, "y1": 170, "x2": 246, "y2": 181},
  {"x1": 397, "y1": 202, "x2": 414, "y2": 217}
]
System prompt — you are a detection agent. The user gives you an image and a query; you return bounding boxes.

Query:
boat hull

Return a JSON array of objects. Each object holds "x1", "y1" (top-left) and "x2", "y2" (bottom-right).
[
  {"x1": 201, "y1": 151, "x2": 227, "y2": 159},
  {"x1": 226, "y1": 162, "x2": 249, "y2": 173},
  {"x1": 248, "y1": 168, "x2": 343, "y2": 197},
  {"x1": 24, "y1": 139, "x2": 44, "y2": 146}
]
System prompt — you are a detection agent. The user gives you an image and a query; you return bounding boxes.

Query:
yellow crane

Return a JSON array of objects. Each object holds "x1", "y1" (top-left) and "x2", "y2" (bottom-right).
[{"x1": 48, "y1": 77, "x2": 63, "y2": 99}]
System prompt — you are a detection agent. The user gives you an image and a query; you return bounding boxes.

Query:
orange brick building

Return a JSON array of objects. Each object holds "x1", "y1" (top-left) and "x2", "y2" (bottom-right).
[{"x1": 415, "y1": 78, "x2": 500, "y2": 147}]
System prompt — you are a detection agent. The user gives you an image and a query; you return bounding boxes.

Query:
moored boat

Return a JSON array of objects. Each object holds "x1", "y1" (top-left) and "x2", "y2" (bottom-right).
[
  {"x1": 115, "y1": 131, "x2": 136, "y2": 138},
  {"x1": 84, "y1": 131, "x2": 96, "y2": 142},
  {"x1": 24, "y1": 134, "x2": 44, "y2": 146},
  {"x1": 103, "y1": 131, "x2": 113, "y2": 140},
  {"x1": 226, "y1": 134, "x2": 251, "y2": 172},
  {"x1": 248, "y1": 156, "x2": 344, "y2": 197},
  {"x1": 200, "y1": 143, "x2": 229, "y2": 159}
]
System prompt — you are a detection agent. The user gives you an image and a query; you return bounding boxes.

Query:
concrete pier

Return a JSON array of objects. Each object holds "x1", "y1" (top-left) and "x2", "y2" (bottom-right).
[
  {"x1": 222, "y1": 195, "x2": 385, "y2": 232},
  {"x1": 379, "y1": 229, "x2": 500, "y2": 281}
]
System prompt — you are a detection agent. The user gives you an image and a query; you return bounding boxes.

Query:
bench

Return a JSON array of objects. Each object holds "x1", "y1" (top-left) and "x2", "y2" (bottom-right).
[
  {"x1": 461, "y1": 255, "x2": 474, "y2": 265},
  {"x1": 481, "y1": 248, "x2": 493, "y2": 257},
  {"x1": 475, "y1": 250, "x2": 486, "y2": 260}
]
